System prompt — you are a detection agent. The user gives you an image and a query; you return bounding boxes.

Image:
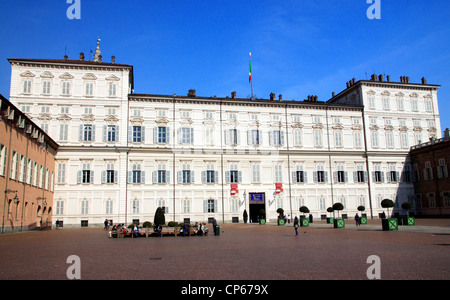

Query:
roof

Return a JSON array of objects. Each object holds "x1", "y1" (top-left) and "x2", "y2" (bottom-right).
[{"x1": 8, "y1": 58, "x2": 134, "y2": 90}]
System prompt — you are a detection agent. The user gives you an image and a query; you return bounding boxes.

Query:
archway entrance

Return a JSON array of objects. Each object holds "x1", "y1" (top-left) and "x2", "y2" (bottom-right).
[{"x1": 249, "y1": 193, "x2": 266, "y2": 223}]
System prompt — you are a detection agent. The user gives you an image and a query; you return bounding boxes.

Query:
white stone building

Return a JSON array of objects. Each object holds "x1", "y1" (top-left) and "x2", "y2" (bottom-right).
[{"x1": 7, "y1": 47, "x2": 442, "y2": 227}]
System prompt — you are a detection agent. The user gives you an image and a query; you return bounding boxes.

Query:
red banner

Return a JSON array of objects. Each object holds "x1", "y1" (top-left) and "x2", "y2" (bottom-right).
[
  {"x1": 231, "y1": 183, "x2": 239, "y2": 195},
  {"x1": 275, "y1": 183, "x2": 283, "y2": 194}
]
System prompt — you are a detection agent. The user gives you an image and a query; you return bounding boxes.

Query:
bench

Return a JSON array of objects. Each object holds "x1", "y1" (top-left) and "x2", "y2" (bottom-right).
[{"x1": 109, "y1": 226, "x2": 209, "y2": 238}]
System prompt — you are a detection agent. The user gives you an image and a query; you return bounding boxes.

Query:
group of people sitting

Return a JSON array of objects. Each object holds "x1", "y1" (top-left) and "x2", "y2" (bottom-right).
[{"x1": 179, "y1": 222, "x2": 208, "y2": 236}]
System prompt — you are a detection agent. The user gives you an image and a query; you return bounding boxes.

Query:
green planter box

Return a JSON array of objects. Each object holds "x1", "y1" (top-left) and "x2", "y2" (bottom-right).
[
  {"x1": 406, "y1": 216, "x2": 415, "y2": 226},
  {"x1": 334, "y1": 218, "x2": 345, "y2": 228},
  {"x1": 327, "y1": 217, "x2": 334, "y2": 224},
  {"x1": 278, "y1": 218, "x2": 285, "y2": 226},
  {"x1": 301, "y1": 218, "x2": 309, "y2": 227},
  {"x1": 360, "y1": 217, "x2": 368, "y2": 225},
  {"x1": 259, "y1": 219, "x2": 266, "y2": 225},
  {"x1": 382, "y1": 218, "x2": 398, "y2": 231}
]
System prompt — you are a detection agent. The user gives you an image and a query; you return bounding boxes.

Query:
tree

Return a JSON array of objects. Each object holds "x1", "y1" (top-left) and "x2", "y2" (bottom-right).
[
  {"x1": 154, "y1": 207, "x2": 165, "y2": 226},
  {"x1": 300, "y1": 206, "x2": 310, "y2": 216},
  {"x1": 381, "y1": 199, "x2": 395, "y2": 217},
  {"x1": 276, "y1": 208, "x2": 284, "y2": 219},
  {"x1": 401, "y1": 202, "x2": 413, "y2": 217},
  {"x1": 358, "y1": 206, "x2": 365, "y2": 214},
  {"x1": 327, "y1": 207, "x2": 334, "y2": 218},
  {"x1": 333, "y1": 203, "x2": 344, "y2": 218}
]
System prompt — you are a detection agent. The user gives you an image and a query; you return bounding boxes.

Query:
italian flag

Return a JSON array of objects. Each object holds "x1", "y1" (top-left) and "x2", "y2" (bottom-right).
[{"x1": 249, "y1": 53, "x2": 252, "y2": 83}]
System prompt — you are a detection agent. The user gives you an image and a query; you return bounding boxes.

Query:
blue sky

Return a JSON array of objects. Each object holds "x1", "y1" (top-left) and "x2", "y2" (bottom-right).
[{"x1": 0, "y1": 0, "x2": 449, "y2": 131}]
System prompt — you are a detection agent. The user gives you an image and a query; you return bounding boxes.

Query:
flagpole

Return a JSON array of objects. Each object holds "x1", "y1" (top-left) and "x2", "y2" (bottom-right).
[{"x1": 249, "y1": 52, "x2": 254, "y2": 100}]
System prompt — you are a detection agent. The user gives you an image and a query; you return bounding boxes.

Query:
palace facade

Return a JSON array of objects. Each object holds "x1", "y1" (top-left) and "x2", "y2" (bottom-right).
[{"x1": 7, "y1": 46, "x2": 442, "y2": 227}]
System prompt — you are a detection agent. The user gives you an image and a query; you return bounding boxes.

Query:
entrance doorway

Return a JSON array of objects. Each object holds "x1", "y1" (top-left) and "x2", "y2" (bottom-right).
[{"x1": 249, "y1": 193, "x2": 266, "y2": 223}]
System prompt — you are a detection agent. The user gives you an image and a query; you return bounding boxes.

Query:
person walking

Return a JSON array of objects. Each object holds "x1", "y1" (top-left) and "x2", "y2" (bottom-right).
[
  {"x1": 355, "y1": 213, "x2": 361, "y2": 226},
  {"x1": 294, "y1": 216, "x2": 299, "y2": 237}
]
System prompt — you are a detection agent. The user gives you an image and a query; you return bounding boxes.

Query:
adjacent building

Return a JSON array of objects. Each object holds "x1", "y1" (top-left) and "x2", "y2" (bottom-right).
[
  {"x1": 6, "y1": 43, "x2": 442, "y2": 227},
  {"x1": 409, "y1": 129, "x2": 450, "y2": 217},
  {"x1": 1, "y1": 94, "x2": 58, "y2": 233}
]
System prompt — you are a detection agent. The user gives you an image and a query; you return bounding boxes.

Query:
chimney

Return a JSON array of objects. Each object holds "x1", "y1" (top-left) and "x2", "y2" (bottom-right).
[
  {"x1": 278, "y1": 94, "x2": 283, "y2": 101},
  {"x1": 111, "y1": 56, "x2": 116, "y2": 64},
  {"x1": 387, "y1": 75, "x2": 391, "y2": 82},
  {"x1": 422, "y1": 77, "x2": 427, "y2": 85},
  {"x1": 270, "y1": 93, "x2": 275, "y2": 100},
  {"x1": 371, "y1": 74, "x2": 378, "y2": 81},
  {"x1": 378, "y1": 74, "x2": 384, "y2": 82},
  {"x1": 332, "y1": 92, "x2": 336, "y2": 98},
  {"x1": 64, "y1": 55, "x2": 69, "y2": 60},
  {"x1": 231, "y1": 91, "x2": 236, "y2": 99},
  {"x1": 188, "y1": 89, "x2": 196, "y2": 97},
  {"x1": 346, "y1": 82, "x2": 350, "y2": 88},
  {"x1": 80, "y1": 52, "x2": 85, "y2": 61},
  {"x1": 406, "y1": 76, "x2": 410, "y2": 83},
  {"x1": 352, "y1": 78, "x2": 356, "y2": 85}
]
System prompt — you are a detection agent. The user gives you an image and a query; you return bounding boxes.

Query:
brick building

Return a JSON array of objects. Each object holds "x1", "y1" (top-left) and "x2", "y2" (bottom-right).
[
  {"x1": 1, "y1": 94, "x2": 59, "y2": 233},
  {"x1": 410, "y1": 129, "x2": 450, "y2": 217}
]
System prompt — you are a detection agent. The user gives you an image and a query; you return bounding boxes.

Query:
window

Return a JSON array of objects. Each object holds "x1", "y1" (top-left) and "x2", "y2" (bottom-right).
[
  {"x1": 132, "y1": 199, "x2": 140, "y2": 214},
  {"x1": 157, "y1": 166, "x2": 167, "y2": 184},
  {"x1": 388, "y1": 164, "x2": 399, "y2": 183},
  {"x1": 42, "y1": 81, "x2": 51, "y2": 95},
  {"x1": 204, "y1": 111, "x2": 214, "y2": 119},
  {"x1": 105, "y1": 200, "x2": 113, "y2": 215},
  {"x1": 57, "y1": 163, "x2": 66, "y2": 184},
  {"x1": 81, "y1": 200, "x2": 89, "y2": 215},
  {"x1": 248, "y1": 130, "x2": 261, "y2": 146},
  {"x1": 271, "y1": 130, "x2": 284, "y2": 146},
  {"x1": 82, "y1": 125, "x2": 95, "y2": 141},
  {"x1": 178, "y1": 163, "x2": 193, "y2": 184},
  {"x1": 132, "y1": 126, "x2": 143, "y2": 143},
  {"x1": 204, "y1": 127, "x2": 214, "y2": 145},
  {"x1": 274, "y1": 164, "x2": 283, "y2": 182},
  {"x1": 229, "y1": 113, "x2": 237, "y2": 121},
  {"x1": 62, "y1": 81, "x2": 71, "y2": 95},
  {"x1": 400, "y1": 132, "x2": 409, "y2": 148},
  {"x1": 0, "y1": 144, "x2": 7, "y2": 177},
  {"x1": 373, "y1": 164, "x2": 383, "y2": 183},
  {"x1": 226, "y1": 164, "x2": 241, "y2": 184},
  {"x1": 55, "y1": 200, "x2": 64, "y2": 215},
  {"x1": 368, "y1": 96, "x2": 375, "y2": 109},
  {"x1": 205, "y1": 199, "x2": 217, "y2": 213},
  {"x1": 60, "y1": 106, "x2": 70, "y2": 114},
  {"x1": 411, "y1": 98, "x2": 418, "y2": 111},
  {"x1": 179, "y1": 128, "x2": 194, "y2": 144},
  {"x1": 10, "y1": 151, "x2": 18, "y2": 180},
  {"x1": 226, "y1": 129, "x2": 239, "y2": 145},
  {"x1": 335, "y1": 164, "x2": 347, "y2": 183},
  {"x1": 371, "y1": 131, "x2": 379, "y2": 148},
  {"x1": 386, "y1": 131, "x2": 394, "y2": 148},
  {"x1": 252, "y1": 164, "x2": 260, "y2": 183},
  {"x1": 83, "y1": 107, "x2": 93, "y2": 115},
  {"x1": 314, "y1": 164, "x2": 327, "y2": 183},
  {"x1": 314, "y1": 130, "x2": 323, "y2": 147},
  {"x1": 130, "y1": 163, "x2": 143, "y2": 184},
  {"x1": 334, "y1": 131, "x2": 343, "y2": 148},
  {"x1": 108, "y1": 82, "x2": 117, "y2": 97},
  {"x1": 293, "y1": 165, "x2": 307, "y2": 183},
  {"x1": 383, "y1": 97, "x2": 390, "y2": 110},
  {"x1": 203, "y1": 164, "x2": 217, "y2": 184},
  {"x1": 104, "y1": 163, "x2": 117, "y2": 184},
  {"x1": 293, "y1": 129, "x2": 302, "y2": 146},
  {"x1": 80, "y1": 163, "x2": 93, "y2": 184},
  {"x1": 181, "y1": 111, "x2": 191, "y2": 119},
  {"x1": 403, "y1": 165, "x2": 411, "y2": 183},
  {"x1": 183, "y1": 199, "x2": 191, "y2": 213},
  {"x1": 156, "y1": 127, "x2": 168, "y2": 144},
  {"x1": 437, "y1": 159, "x2": 448, "y2": 179},
  {"x1": 106, "y1": 125, "x2": 118, "y2": 142},
  {"x1": 85, "y1": 82, "x2": 94, "y2": 96},
  {"x1": 319, "y1": 197, "x2": 326, "y2": 210},
  {"x1": 23, "y1": 80, "x2": 32, "y2": 94},
  {"x1": 59, "y1": 124, "x2": 68, "y2": 141},
  {"x1": 425, "y1": 99, "x2": 433, "y2": 112},
  {"x1": 354, "y1": 131, "x2": 362, "y2": 147},
  {"x1": 397, "y1": 97, "x2": 404, "y2": 110},
  {"x1": 355, "y1": 164, "x2": 367, "y2": 183}
]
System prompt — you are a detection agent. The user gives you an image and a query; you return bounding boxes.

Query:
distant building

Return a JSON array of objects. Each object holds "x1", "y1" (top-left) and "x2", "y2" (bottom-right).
[
  {"x1": 0, "y1": 94, "x2": 59, "y2": 233},
  {"x1": 6, "y1": 41, "x2": 443, "y2": 227},
  {"x1": 409, "y1": 129, "x2": 450, "y2": 217}
]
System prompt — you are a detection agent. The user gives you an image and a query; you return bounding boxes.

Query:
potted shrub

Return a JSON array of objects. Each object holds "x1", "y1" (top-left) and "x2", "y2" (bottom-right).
[
  {"x1": 299, "y1": 206, "x2": 310, "y2": 227},
  {"x1": 259, "y1": 209, "x2": 266, "y2": 225},
  {"x1": 326, "y1": 207, "x2": 334, "y2": 224},
  {"x1": 243, "y1": 209, "x2": 248, "y2": 224},
  {"x1": 358, "y1": 206, "x2": 367, "y2": 225},
  {"x1": 401, "y1": 202, "x2": 415, "y2": 226},
  {"x1": 332, "y1": 202, "x2": 345, "y2": 228},
  {"x1": 277, "y1": 208, "x2": 285, "y2": 226},
  {"x1": 154, "y1": 207, "x2": 166, "y2": 226},
  {"x1": 381, "y1": 199, "x2": 398, "y2": 231}
]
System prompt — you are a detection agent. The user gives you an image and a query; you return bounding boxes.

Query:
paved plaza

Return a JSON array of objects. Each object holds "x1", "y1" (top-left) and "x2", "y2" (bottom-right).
[{"x1": 0, "y1": 219, "x2": 449, "y2": 281}]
